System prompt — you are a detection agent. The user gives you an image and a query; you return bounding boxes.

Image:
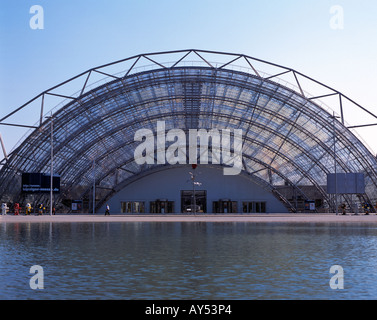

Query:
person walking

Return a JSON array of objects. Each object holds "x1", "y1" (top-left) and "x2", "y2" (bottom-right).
[
  {"x1": 105, "y1": 204, "x2": 110, "y2": 216},
  {"x1": 14, "y1": 203, "x2": 20, "y2": 215},
  {"x1": 26, "y1": 203, "x2": 32, "y2": 215},
  {"x1": 38, "y1": 203, "x2": 45, "y2": 215},
  {"x1": 340, "y1": 203, "x2": 346, "y2": 215},
  {"x1": 1, "y1": 203, "x2": 8, "y2": 215}
]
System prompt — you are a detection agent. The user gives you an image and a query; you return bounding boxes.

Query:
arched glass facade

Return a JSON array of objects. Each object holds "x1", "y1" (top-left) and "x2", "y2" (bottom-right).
[{"x1": 1, "y1": 50, "x2": 376, "y2": 213}]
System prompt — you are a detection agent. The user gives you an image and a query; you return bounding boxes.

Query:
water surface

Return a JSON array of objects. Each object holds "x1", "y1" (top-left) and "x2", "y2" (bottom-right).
[{"x1": 1, "y1": 221, "x2": 377, "y2": 299}]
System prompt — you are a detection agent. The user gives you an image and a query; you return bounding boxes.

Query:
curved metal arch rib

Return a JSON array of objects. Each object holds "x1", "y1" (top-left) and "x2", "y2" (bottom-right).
[{"x1": 0, "y1": 51, "x2": 377, "y2": 213}]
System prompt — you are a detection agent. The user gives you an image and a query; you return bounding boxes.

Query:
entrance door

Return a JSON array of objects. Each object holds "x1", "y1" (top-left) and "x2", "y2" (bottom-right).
[
  {"x1": 150, "y1": 200, "x2": 174, "y2": 213},
  {"x1": 242, "y1": 201, "x2": 267, "y2": 213},
  {"x1": 121, "y1": 201, "x2": 145, "y2": 213},
  {"x1": 212, "y1": 200, "x2": 238, "y2": 213},
  {"x1": 181, "y1": 190, "x2": 207, "y2": 213}
]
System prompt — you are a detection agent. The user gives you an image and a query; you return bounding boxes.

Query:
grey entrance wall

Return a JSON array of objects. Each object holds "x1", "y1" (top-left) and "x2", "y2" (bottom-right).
[{"x1": 99, "y1": 165, "x2": 288, "y2": 214}]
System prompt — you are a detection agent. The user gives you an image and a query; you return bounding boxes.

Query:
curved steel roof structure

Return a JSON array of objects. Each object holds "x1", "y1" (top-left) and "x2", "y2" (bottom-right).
[{"x1": 1, "y1": 49, "x2": 377, "y2": 212}]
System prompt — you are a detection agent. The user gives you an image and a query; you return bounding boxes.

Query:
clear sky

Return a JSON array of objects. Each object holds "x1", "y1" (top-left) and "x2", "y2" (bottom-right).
[{"x1": 1, "y1": 0, "x2": 377, "y2": 157}]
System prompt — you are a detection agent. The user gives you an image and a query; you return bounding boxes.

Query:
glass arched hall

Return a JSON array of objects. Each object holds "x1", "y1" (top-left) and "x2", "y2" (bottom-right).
[{"x1": 1, "y1": 50, "x2": 376, "y2": 213}]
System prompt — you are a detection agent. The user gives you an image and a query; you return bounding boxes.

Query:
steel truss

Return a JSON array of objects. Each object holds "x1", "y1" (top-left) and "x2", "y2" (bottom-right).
[{"x1": 0, "y1": 49, "x2": 376, "y2": 212}]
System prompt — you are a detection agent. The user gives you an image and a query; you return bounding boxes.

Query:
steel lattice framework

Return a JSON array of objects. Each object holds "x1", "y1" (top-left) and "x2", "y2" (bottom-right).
[{"x1": 1, "y1": 49, "x2": 377, "y2": 212}]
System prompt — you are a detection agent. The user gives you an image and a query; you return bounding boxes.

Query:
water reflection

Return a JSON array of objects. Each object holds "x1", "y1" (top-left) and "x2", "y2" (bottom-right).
[{"x1": 1, "y1": 222, "x2": 377, "y2": 299}]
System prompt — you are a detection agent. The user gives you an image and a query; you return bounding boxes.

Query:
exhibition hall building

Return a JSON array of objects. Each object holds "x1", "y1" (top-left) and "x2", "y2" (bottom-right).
[{"x1": 1, "y1": 50, "x2": 376, "y2": 214}]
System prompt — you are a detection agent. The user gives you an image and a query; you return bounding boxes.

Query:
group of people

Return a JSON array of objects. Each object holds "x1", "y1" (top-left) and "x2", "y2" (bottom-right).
[
  {"x1": 1, "y1": 202, "x2": 55, "y2": 215},
  {"x1": 2, "y1": 201, "x2": 377, "y2": 216},
  {"x1": 1, "y1": 201, "x2": 110, "y2": 215},
  {"x1": 338, "y1": 202, "x2": 377, "y2": 215}
]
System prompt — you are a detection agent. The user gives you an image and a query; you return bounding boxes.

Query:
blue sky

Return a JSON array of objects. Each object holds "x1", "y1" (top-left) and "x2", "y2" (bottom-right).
[{"x1": 1, "y1": 0, "x2": 377, "y2": 156}]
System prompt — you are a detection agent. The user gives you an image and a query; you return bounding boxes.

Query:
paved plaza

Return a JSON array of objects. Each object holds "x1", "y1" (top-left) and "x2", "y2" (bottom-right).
[{"x1": 1, "y1": 213, "x2": 376, "y2": 223}]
